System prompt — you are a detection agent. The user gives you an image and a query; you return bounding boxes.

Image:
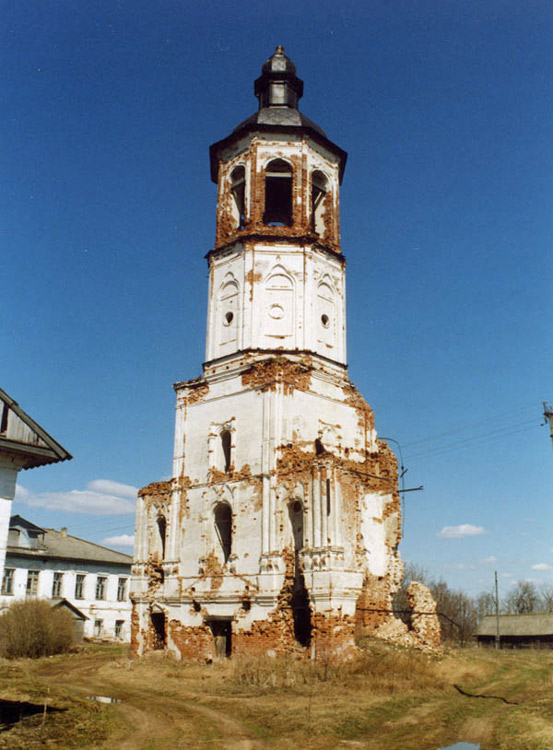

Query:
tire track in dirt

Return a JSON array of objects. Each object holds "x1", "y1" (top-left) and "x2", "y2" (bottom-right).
[{"x1": 37, "y1": 655, "x2": 256, "y2": 749}]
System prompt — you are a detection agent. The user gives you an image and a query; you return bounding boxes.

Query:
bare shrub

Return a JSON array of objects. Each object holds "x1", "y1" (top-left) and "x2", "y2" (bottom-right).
[
  {"x1": 232, "y1": 654, "x2": 313, "y2": 688},
  {"x1": 0, "y1": 600, "x2": 74, "y2": 659}
]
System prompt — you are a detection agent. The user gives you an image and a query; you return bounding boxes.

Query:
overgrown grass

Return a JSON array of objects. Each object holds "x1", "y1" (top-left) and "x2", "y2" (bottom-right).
[
  {"x1": 1, "y1": 642, "x2": 553, "y2": 748},
  {"x1": 231, "y1": 641, "x2": 446, "y2": 693}
]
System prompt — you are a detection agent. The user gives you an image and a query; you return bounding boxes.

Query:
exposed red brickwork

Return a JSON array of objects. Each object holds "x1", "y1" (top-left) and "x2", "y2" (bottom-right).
[
  {"x1": 214, "y1": 137, "x2": 341, "y2": 255},
  {"x1": 138, "y1": 480, "x2": 173, "y2": 501},
  {"x1": 169, "y1": 620, "x2": 213, "y2": 660},
  {"x1": 241, "y1": 356, "x2": 313, "y2": 393},
  {"x1": 407, "y1": 581, "x2": 442, "y2": 651},
  {"x1": 355, "y1": 574, "x2": 394, "y2": 634},
  {"x1": 129, "y1": 606, "x2": 141, "y2": 658}
]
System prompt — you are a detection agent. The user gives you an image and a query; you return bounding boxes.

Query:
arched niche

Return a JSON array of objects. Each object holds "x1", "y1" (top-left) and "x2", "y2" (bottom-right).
[
  {"x1": 263, "y1": 266, "x2": 294, "y2": 346},
  {"x1": 218, "y1": 274, "x2": 239, "y2": 349},
  {"x1": 316, "y1": 277, "x2": 336, "y2": 348},
  {"x1": 214, "y1": 502, "x2": 232, "y2": 564}
]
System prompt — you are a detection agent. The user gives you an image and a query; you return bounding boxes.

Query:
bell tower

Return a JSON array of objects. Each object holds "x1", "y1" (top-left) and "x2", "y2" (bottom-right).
[
  {"x1": 205, "y1": 45, "x2": 347, "y2": 366},
  {"x1": 131, "y1": 48, "x2": 409, "y2": 659}
]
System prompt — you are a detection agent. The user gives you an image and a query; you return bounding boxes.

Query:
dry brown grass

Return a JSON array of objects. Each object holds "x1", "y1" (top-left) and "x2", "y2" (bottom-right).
[{"x1": 1, "y1": 643, "x2": 553, "y2": 749}]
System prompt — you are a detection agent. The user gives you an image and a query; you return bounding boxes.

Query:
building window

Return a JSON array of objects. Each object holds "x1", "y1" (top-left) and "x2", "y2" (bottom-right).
[
  {"x1": 263, "y1": 159, "x2": 292, "y2": 226},
  {"x1": 1, "y1": 568, "x2": 14, "y2": 595},
  {"x1": 214, "y1": 502, "x2": 232, "y2": 564},
  {"x1": 230, "y1": 165, "x2": 246, "y2": 229},
  {"x1": 0, "y1": 403, "x2": 8, "y2": 433},
  {"x1": 115, "y1": 620, "x2": 124, "y2": 639},
  {"x1": 75, "y1": 574, "x2": 85, "y2": 599},
  {"x1": 26, "y1": 570, "x2": 39, "y2": 597},
  {"x1": 94, "y1": 619, "x2": 103, "y2": 637},
  {"x1": 95, "y1": 576, "x2": 107, "y2": 600},
  {"x1": 117, "y1": 578, "x2": 127, "y2": 602},
  {"x1": 52, "y1": 572, "x2": 63, "y2": 598}
]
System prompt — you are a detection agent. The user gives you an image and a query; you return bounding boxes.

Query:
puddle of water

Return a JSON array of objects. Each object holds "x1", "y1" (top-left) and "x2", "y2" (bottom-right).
[
  {"x1": 0, "y1": 698, "x2": 65, "y2": 729},
  {"x1": 439, "y1": 744, "x2": 480, "y2": 749},
  {"x1": 87, "y1": 696, "x2": 121, "y2": 704}
]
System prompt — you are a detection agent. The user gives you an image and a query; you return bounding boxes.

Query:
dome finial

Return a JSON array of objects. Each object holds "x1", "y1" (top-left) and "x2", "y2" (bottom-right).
[{"x1": 254, "y1": 47, "x2": 303, "y2": 110}]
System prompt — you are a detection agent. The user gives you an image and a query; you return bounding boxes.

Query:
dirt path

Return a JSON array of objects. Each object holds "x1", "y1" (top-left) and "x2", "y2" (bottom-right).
[{"x1": 37, "y1": 655, "x2": 257, "y2": 749}]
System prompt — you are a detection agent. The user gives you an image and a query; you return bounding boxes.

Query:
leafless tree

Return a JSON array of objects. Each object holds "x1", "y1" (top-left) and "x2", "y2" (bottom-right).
[
  {"x1": 393, "y1": 562, "x2": 477, "y2": 644},
  {"x1": 476, "y1": 590, "x2": 496, "y2": 619},
  {"x1": 539, "y1": 582, "x2": 553, "y2": 612},
  {"x1": 503, "y1": 580, "x2": 539, "y2": 614}
]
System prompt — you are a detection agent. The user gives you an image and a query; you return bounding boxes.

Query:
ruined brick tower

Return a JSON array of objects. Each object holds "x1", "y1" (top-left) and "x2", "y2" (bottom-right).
[{"x1": 131, "y1": 47, "x2": 406, "y2": 659}]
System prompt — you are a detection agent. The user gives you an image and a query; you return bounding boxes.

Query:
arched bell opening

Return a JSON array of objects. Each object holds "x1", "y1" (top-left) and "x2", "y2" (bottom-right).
[
  {"x1": 229, "y1": 165, "x2": 246, "y2": 229},
  {"x1": 311, "y1": 170, "x2": 329, "y2": 236},
  {"x1": 263, "y1": 159, "x2": 293, "y2": 226}
]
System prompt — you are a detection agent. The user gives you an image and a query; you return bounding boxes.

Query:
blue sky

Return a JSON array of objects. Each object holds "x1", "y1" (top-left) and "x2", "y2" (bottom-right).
[{"x1": 2, "y1": 0, "x2": 552, "y2": 602}]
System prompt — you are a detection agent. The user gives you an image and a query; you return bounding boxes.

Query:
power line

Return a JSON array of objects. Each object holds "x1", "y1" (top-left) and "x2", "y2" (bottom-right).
[
  {"x1": 403, "y1": 422, "x2": 538, "y2": 461},
  {"x1": 401, "y1": 404, "x2": 537, "y2": 449}
]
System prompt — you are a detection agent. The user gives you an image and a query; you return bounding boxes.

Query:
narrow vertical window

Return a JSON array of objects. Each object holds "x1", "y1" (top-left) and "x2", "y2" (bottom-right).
[
  {"x1": 0, "y1": 403, "x2": 8, "y2": 433},
  {"x1": 157, "y1": 515, "x2": 167, "y2": 558},
  {"x1": 52, "y1": 572, "x2": 63, "y2": 597},
  {"x1": 230, "y1": 165, "x2": 246, "y2": 229},
  {"x1": 264, "y1": 159, "x2": 292, "y2": 226},
  {"x1": 221, "y1": 430, "x2": 232, "y2": 472},
  {"x1": 26, "y1": 570, "x2": 39, "y2": 596},
  {"x1": 95, "y1": 576, "x2": 107, "y2": 600},
  {"x1": 326, "y1": 478, "x2": 331, "y2": 516},
  {"x1": 115, "y1": 620, "x2": 124, "y2": 638},
  {"x1": 117, "y1": 577, "x2": 127, "y2": 602},
  {"x1": 311, "y1": 170, "x2": 328, "y2": 235},
  {"x1": 94, "y1": 619, "x2": 103, "y2": 637},
  {"x1": 214, "y1": 503, "x2": 232, "y2": 563},
  {"x1": 75, "y1": 574, "x2": 85, "y2": 599},
  {"x1": 1, "y1": 568, "x2": 14, "y2": 595}
]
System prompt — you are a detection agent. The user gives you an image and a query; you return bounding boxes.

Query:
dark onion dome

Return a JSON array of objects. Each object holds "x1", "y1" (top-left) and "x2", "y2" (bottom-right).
[{"x1": 210, "y1": 46, "x2": 347, "y2": 184}]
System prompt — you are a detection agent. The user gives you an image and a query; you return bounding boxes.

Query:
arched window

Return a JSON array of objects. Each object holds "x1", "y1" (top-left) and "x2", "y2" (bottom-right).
[
  {"x1": 288, "y1": 500, "x2": 304, "y2": 553},
  {"x1": 221, "y1": 429, "x2": 232, "y2": 473},
  {"x1": 157, "y1": 515, "x2": 167, "y2": 559},
  {"x1": 311, "y1": 170, "x2": 328, "y2": 235},
  {"x1": 264, "y1": 159, "x2": 292, "y2": 226},
  {"x1": 230, "y1": 165, "x2": 246, "y2": 229},
  {"x1": 214, "y1": 503, "x2": 232, "y2": 563}
]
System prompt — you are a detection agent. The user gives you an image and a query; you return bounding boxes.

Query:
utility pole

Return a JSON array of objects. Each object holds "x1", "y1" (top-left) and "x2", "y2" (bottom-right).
[
  {"x1": 543, "y1": 402, "x2": 553, "y2": 452},
  {"x1": 494, "y1": 570, "x2": 501, "y2": 651}
]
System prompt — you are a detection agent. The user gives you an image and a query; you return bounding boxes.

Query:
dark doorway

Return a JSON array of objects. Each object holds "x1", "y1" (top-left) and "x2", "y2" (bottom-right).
[
  {"x1": 291, "y1": 581, "x2": 312, "y2": 647},
  {"x1": 150, "y1": 612, "x2": 166, "y2": 650},
  {"x1": 288, "y1": 501, "x2": 312, "y2": 647},
  {"x1": 208, "y1": 619, "x2": 232, "y2": 659}
]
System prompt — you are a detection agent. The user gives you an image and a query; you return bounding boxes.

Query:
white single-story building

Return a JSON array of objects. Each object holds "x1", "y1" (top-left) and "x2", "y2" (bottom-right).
[{"x1": 1, "y1": 515, "x2": 132, "y2": 641}]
